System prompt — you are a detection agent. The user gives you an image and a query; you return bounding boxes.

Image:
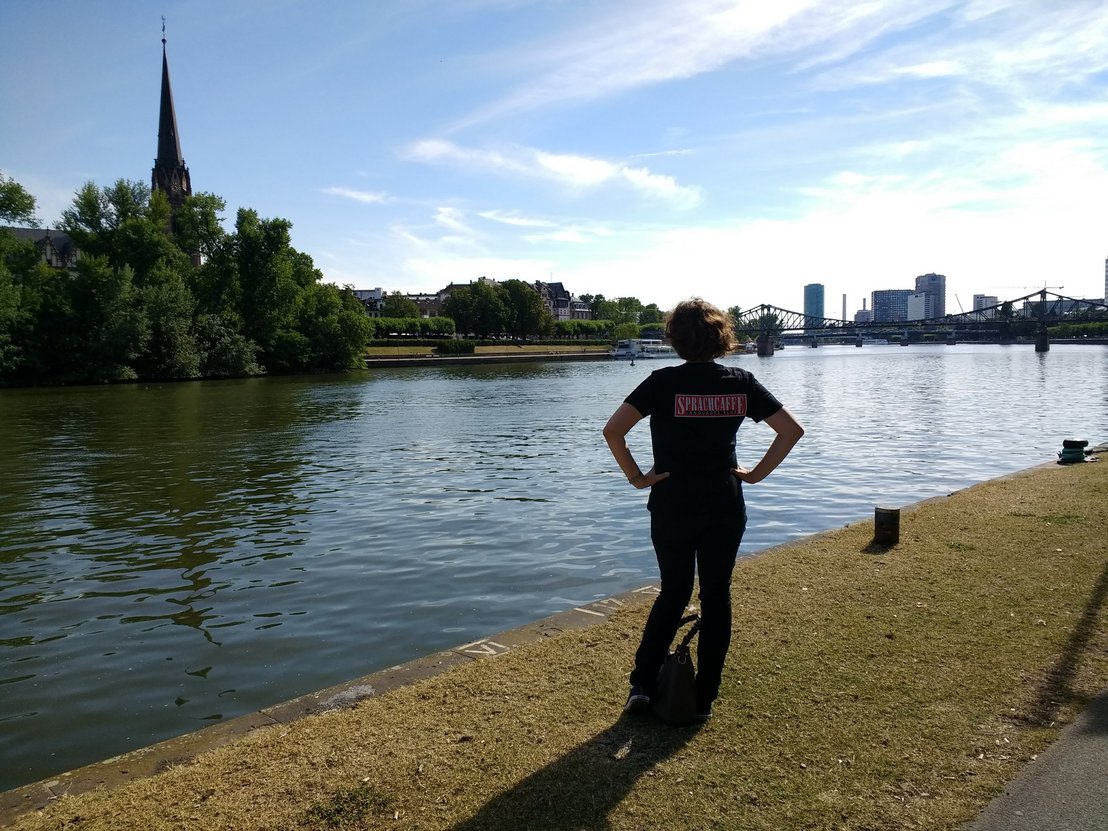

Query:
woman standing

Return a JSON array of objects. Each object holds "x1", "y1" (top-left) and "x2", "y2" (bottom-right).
[{"x1": 603, "y1": 298, "x2": 804, "y2": 719}]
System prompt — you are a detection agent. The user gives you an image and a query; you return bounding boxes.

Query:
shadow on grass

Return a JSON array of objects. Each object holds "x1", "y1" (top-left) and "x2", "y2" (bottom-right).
[
  {"x1": 448, "y1": 714, "x2": 702, "y2": 831},
  {"x1": 861, "y1": 540, "x2": 897, "y2": 555},
  {"x1": 1027, "y1": 557, "x2": 1108, "y2": 729}
]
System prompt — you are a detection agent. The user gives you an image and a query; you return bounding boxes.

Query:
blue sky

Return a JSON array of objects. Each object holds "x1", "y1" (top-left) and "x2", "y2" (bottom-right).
[{"x1": 3, "y1": 0, "x2": 1107, "y2": 314}]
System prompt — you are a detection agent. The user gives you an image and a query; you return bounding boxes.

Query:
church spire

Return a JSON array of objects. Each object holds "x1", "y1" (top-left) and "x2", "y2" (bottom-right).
[{"x1": 152, "y1": 20, "x2": 191, "y2": 217}]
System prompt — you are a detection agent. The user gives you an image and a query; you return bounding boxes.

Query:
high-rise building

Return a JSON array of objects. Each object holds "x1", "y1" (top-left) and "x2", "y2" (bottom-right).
[
  {"x1": 803, "y1": 283, "x2": 824, "y2": 330},
  {"x1": 907, "y1": 292, "x2": 929, "y2": 321},
  {"x1": 914, "y1": 273, "x2": 946, "y2": 319},
  {"x1": 871, "y1": 289, "x2": 912, "y2": 323},
  {"x1": 151, "y1": 32, "x2": 192, "y2": 231},
  {"x1": 973, "y1": 295, "x2": 998, "y2": 311}
]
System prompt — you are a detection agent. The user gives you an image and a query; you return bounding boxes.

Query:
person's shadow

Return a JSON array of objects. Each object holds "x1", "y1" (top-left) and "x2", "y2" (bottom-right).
[{"x1": 449, "y1": 714, "x2": 702, "y2": 830}]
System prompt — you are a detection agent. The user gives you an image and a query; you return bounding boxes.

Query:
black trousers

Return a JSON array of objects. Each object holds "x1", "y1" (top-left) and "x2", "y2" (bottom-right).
[{"x1": 629, "y1": 503, "x2": 746, "y2": 710}]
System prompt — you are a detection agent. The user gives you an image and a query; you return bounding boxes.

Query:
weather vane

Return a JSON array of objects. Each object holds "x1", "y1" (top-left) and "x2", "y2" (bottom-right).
[{"x1": 162, "y1": 16, "x2": 166, "y2": 45}]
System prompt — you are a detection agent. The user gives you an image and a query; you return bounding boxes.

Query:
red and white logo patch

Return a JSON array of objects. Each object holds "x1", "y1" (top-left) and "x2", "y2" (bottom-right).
[{"x1": 674, "y1": 394, "x2": 747, "y2": 417}]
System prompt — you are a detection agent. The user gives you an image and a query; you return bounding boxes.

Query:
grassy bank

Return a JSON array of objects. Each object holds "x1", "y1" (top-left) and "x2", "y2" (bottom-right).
[{"x1": 10, "y1": 458, "x2": 1108, "y2": 830}]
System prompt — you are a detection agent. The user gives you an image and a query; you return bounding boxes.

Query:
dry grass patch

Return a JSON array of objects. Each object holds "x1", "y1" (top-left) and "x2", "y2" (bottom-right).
[{"x1": 11, "y1": 460, "x2": 1108, "y2": 830}]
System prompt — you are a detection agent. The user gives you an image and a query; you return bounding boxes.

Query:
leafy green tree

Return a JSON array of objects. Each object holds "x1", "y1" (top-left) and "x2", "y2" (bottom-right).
[
  {"x1": 382, "y1": 291, "x2": 420, "y2": 318},
  {"x1": 755, "y1": 310, "x2": 783, "y2": 336},
  {"x1": 471, "y1": 279, "x2": 508, "y2": 337},
  {"x1": 0, "y1": 170, "x2": 39, "y2": 226},
  {"x1": 590, "y1": 294, "x2": 615, "y2": 322},
  {"x1": 640, "y1": 303, "x2": 663, "y2": 325},
  {"x1": 441, "y1": 286, "x2": 476, "y2": 335},
  {"x1": 0, "y1": 186, "x2": 40, "y2": 375},
  {"x1": 615, "y1": 297, "x2": 644, "y2": 324},
  {"x1": 4, "y1": 175, "x2": 371, "y2": 384},
  {"x1": 61, "y1": 180, "x2": 182, "y2": 282},
  {"x1": 0, "y1": 256, "x2": 22, "y2": 375},
  {"x1": 135, "y1": 263, "x2": 201, "y2": 379},
  {"x1": 442, "y1": 281, "x2": 509, "y2": 336},
  {"x1": 194, "y1": 313, "x2": 261, "y2": 377},
  {"x1": 68, "y1": 258, "x2": 148, "y2": 381},
  {"x1": 613, "y1": 322, "x2": 640, "y2": 341},
  {"x1": 175, "y1": 192, "x2": 227, "y2": 261},
  {"x1": 233, "y1": 209, "x2": 306, "y2": 371},
  {"x1": 591, "y1": 295, "x2": 643, "y2": 325},
  {"x1": 295, "y1": 282, "x2": 373, "y2": 370},
  {"x1": 419, "y1": 316, "x2": 455, "y2": 337},
  {"x1": 500, "y1": 279, "x2": 553, "y2": 339}
]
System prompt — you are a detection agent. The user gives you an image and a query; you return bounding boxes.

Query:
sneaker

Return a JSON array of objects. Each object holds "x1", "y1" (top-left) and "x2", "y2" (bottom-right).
[{"x1": 624, "y1": 685, "x2": 651, "y2": 714}]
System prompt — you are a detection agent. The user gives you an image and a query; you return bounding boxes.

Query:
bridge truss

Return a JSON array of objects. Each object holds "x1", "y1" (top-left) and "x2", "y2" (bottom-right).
[{"x1": 732, "y1": 290, "x2": 1108, "y2": 335}]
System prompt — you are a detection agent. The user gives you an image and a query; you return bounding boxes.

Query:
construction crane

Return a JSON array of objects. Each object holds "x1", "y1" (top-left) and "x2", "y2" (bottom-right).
[{"x1": 990, "y1": 284, "x2": 1064, "y2": 292}]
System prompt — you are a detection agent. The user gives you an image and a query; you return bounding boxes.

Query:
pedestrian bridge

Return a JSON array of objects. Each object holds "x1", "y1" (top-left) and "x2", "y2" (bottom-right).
[{"x1": 731, "y1": 290, "x2": 1107, "y2": 354}]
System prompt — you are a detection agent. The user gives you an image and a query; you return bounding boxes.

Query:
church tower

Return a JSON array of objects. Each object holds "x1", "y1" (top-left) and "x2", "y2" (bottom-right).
[{"x1": 151, "y1": 28, "x2": 192, "y2": 228}]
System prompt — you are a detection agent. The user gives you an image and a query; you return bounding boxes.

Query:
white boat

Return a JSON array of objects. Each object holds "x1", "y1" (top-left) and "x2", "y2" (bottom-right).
[{"x1": 609, "y1": 338, "x2": 676, "y2": 359}]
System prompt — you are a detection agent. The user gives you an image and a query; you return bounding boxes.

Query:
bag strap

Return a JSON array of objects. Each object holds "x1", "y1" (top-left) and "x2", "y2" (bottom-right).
[{"x1": 676, "y1": 614, "x2": 701, "y2": 649}]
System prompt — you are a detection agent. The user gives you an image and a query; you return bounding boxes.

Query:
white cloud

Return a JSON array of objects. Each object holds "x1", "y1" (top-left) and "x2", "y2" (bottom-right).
[
  {"x1": 405, "y1": 139, "x2": 701, "y2": 206},
  {"x1": 535, "y1": 152, "x2": 616, "y2": 187},
  {"x1": 323, "y1": 186, "x2": 389, "y2": 204},
  {"x1": 402, "y1": 139, "x2": 529, "y2": 175},
  {"x1": 477, "y1": 210, "x2": 558, "y2": 228},
  {"x1": 620, "y1": 166, "x2": 703, "y2": 208}
]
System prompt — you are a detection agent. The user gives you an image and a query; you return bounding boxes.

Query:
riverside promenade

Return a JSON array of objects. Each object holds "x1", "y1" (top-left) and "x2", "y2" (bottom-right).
[{"x1": 3, "y1": 451, "x2": 1106, "y2": 830}]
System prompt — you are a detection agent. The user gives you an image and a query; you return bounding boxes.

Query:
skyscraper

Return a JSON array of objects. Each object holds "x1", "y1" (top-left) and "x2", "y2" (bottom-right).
[
  {"x1": 914, "y1": 273, "x2": 946, "y2": 319},
  {"x1": 871, "y1": 289, "x2": 912, "y2": 323},
  {"x1": 803, "y1": 283, "x2": 825, "y2": 328}
]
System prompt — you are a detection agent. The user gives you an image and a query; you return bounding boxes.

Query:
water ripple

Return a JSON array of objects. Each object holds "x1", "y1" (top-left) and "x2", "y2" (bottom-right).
[{"x1": 0, "y1": 346, "x2": 1105, "y2": 789}]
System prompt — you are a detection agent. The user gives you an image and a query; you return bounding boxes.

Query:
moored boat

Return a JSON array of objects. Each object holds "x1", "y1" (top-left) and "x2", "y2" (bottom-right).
[{"x1": 609, "y1": 338, "x2": 676, "y2": 359}]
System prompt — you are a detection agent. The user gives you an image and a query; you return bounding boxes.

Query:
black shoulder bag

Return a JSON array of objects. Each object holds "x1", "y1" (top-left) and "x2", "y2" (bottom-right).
[{"x1": 651, "y1": 614, "x2": 700, "y2": 725}]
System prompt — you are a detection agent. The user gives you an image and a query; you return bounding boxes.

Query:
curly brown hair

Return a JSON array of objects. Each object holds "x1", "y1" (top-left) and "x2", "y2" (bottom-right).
[{"x1": 664, "y1": 298, "x2": 737, "y2": 361}]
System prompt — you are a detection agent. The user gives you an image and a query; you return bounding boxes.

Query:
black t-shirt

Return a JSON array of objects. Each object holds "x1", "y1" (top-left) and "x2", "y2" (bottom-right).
[{"x1": 624, "y1": 362, "x2": 782, "y2": 514}]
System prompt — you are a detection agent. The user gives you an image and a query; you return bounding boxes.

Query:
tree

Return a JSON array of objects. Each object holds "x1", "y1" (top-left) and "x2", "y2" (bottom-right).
[
  {"x1": 755, "y1": 310, "x2": 783, "y2": 337},
  {"x1": 175, "y1": 192, "x2": 227, "y2": 261},
  {"x1": 592, "y1": 295, "x2": 643, "y2": 325},
  {"x1": 61, "y1": 180, "x2": 182, "y2": 281},
  {"x1": 613, "y1": 322, "x2": 640, "y2": 341},
  {"x1": 67, "y1": 258, "x2": 148, "y2": 381},
  {"x1": 471, "y1": 279, "x2": 508, "y2": 337},
  {"x1": 193, "y1": 313, "x2": 261, "y2": 377},
  {"x1": 500, "y1": 279, "x2": 553, "y2": 339},
  {"x1": 0, "y1": 170, "x2": 38, "y2": 226},
  {"x1": 441, "y1": 286, "x2": 476, "y2": 335},
  {"x1": 296, "y1": 282, "x2": 373, "y2": 370},
  {"x1": 640, "y1": 303, "x2": 663, "y2": 325},
  {"x1": 4, "y1": 176, "x2": 372, "y2": 384},
  {"x1": 0, "y1": 179, "x2": 40, "y2": 375},
  {"x1": 443, "y1": 280, "x2": 508, "y2": 337},
  {"x1": 382, "y1": 291, "x2": 420, "y2": 319},
  {"x1": 134, "y1": 263, "x2": 201, "y2": 379},
  {"x1": 614, "y1": 297, "x2": 644, "y2": 325}
]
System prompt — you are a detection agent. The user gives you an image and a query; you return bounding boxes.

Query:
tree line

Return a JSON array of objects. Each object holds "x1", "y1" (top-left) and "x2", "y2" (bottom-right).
[
  {"x1": 1, "y1": 171, "x2": 695, "y2": 386},
  {"x1": 1, "y1": 173, "x2": 372, "y2": 385}
]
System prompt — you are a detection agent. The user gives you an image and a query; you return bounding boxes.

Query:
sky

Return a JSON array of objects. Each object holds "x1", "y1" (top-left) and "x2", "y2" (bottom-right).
[{"x1": 3, "y1": 0, "x2": 1108, "y2": 315}]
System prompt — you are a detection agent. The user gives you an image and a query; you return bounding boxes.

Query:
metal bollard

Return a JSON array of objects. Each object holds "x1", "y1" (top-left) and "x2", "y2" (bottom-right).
[{"x1": 874, "y1": 507, "x2": 900, "y2": 546}]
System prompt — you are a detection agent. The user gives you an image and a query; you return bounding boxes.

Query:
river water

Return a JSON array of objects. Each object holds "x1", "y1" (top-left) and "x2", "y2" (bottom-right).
[{"x1": 1, "y1": 344, "x2": 1105, "y2": 790}]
